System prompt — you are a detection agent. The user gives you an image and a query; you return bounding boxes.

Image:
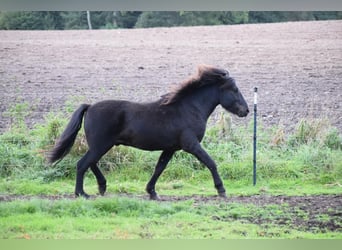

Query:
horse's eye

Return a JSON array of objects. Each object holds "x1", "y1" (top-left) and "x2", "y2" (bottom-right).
[{"x1": 232, "y1": 87, "x2": 238, "y2": 93}]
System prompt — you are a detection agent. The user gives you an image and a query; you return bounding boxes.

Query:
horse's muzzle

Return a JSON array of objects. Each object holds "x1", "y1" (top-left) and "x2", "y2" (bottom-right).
[{"x1": 237, "y1": 108, "x2": 249, "y2": 117}]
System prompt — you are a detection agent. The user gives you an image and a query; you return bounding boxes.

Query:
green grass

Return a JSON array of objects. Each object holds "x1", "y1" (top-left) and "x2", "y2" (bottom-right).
[
  {"x1": 0, "y1": 107, "x2": 341, "y2": 239},
  {"x1": 0, "y1": 194, "x2": 341, "y2": 239},
  {"x1": 1, "y1": 175, "x2": 341, "y2": 198}
]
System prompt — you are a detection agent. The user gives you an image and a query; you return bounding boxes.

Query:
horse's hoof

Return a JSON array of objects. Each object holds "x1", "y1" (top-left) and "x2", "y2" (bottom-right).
[
  {"x1": 98, "y1": 184, "x2": 107, "y2": 196},
  {"x1": 218, "y1": 192, "x2": 227, "y2": 199},
  {"x1": 75, "y1": 192, "x2": 90, "y2": 199},
  {"x1": 149, "y1": 193, "x2": 160, "y2": 201}
]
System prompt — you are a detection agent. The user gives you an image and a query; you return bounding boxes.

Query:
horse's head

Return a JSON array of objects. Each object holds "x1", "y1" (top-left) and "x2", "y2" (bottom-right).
[{"x1": 218, "y1": 73, "x2": 249, "y2": 117}]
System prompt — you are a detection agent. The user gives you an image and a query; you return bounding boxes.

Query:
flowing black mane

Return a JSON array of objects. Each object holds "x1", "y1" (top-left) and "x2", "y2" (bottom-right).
[{"x1": 161, "y1": 65, "x2": 229, "y2": 105}]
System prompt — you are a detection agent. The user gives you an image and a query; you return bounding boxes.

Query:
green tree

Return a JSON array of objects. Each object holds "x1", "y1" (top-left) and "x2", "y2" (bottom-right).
[
  {"x1": 43, "y1": 11, "x2": 64, "y2": 29},
  {"x1": 61, "y1": 12, "x2": 88, "y2": 29},
  {"x1": 0, "y1": 11, "x2": 63, "y2": 30},
  {"x1": 135, "y1": 12, "x2": 181, "y2": 28},
  {"x1": 135, "y1": 11, "x2": 248, "y2": 28},
  {"x1": 115, "y1": 11, "x2": 142, "y2": 28},
  {"x1": 1, "y1": 11, "x2": 341, "y2": 30},
  {"x1": 312, "y1": 11, "x2": 342, "y2": 20},
  {"x1": 86, "y1": 11, "x2": 113, "y2": 29},
  {"x1": 61, "y1": 11, "x2": 141, "y2": 29},
  {"x1": 180, "y1": 11, "x2": 248, "y2": 26},
  {"x1": 249, "y1": 11, "x2": 317, "y2": 23}
]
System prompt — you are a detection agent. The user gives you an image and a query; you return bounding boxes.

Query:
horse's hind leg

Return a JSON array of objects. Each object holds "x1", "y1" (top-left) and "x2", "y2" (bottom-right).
[
  {"x1": 75, "y1": 150, "x2": 106, "y2": 198},
  {"x1": 75, "y1": 151, "x2": 92, "y2": 198},
  {"x1": 146, "y1": 150, "x2": 175, "y2": 200},
  {"x1": 91, "y1": 164, "x2": 107, "y2": 195}
]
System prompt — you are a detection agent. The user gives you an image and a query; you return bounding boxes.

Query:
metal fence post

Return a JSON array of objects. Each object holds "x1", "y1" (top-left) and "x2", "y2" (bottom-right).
[{"x1": 253, "y1": 87, "x2": 258, "y2": 186}]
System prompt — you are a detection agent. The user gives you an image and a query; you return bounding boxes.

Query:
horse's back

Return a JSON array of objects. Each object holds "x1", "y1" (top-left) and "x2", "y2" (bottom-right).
[
  {"x1": 83, "y1": 99, "x2": 206, "y2": 152},
  {"x1": 83, "y1": 100, "x2": 172, "y2": 149}
]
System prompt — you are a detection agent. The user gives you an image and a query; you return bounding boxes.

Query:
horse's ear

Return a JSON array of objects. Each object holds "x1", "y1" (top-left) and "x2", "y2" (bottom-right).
[
  {"x1": 220, "y1": 70, "x2": 229, "y2": 78},
  {"x1": 197, "y1": 65, "x2": 229, "y2": 82},
  {"x1": 212, "y1": 68, "x2": 229, "y2": 78},
  {"x1": 214, "y1": 69, "x2": 229, "y2": 80}
]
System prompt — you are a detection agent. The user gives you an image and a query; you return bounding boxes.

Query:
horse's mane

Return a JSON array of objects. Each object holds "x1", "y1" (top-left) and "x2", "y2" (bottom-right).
[{"x1": 161, "y1": 65, "x2": 229, "y2": 105}]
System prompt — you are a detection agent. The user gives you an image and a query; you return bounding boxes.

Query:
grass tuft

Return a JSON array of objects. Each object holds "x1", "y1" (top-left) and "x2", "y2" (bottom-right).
[{"x1": 0, "y1": 108, "x2": 341, "y2": 187}]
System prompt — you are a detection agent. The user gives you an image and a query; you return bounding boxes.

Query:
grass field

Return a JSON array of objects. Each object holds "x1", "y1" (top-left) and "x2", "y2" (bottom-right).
[
  {"x1": 0, "y1": 178, "x2": 341, "y2": 239},
  {"x1": 0, "y1": 108, "x2": 341, "y2": 239}
]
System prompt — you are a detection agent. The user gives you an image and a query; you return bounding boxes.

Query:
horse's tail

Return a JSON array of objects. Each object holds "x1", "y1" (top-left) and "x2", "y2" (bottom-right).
[{"x1": 48, "y1": 104, "x2": 90, "y2": 164}]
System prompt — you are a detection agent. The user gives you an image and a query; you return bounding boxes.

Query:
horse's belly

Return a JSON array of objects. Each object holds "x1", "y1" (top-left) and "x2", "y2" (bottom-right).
[{"x1": 118, "y1": 132, "x2": 179, "y2": 151}]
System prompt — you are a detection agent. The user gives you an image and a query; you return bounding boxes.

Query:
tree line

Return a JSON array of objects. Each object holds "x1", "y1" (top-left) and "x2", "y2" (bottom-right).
[{"x1": 0, "y1": 11, "x2": 341, "y2": 30}]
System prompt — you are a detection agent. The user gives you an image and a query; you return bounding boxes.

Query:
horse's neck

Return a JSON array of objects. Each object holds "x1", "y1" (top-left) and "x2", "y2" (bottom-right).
[{"x1": 185, "y1": 86, "x2": 220, "y2": 120}]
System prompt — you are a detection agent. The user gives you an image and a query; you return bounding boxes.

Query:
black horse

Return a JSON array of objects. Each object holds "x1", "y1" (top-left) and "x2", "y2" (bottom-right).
[{"x1": 48, "y1": 65, "x2": 249, "y2": 199}]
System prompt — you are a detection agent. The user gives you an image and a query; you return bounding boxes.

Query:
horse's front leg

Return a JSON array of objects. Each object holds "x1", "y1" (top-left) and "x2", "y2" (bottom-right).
[
  {"x1": 146, "y1": 150, "x2": 175, "y2": 200},
  {"x1": 181, "y1": 136, "x2": 226, "y2": 198}
]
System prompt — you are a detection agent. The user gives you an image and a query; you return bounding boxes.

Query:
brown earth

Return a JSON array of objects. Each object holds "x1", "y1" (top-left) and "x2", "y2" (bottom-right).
[
  {"x1": 0, "y1": 20, "x2": 341, "y2": 133},
  {"x1": 0, "y1": 193, "x2": 341, "y2": 232}
]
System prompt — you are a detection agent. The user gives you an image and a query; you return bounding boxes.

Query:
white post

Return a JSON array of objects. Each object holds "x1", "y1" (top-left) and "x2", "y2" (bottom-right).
[{"x1": 86, "y1": 11, "x2": 92, "y2": 30}]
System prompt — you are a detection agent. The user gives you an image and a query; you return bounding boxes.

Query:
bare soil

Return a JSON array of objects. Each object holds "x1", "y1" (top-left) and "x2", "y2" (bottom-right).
[
  {"x1": 0, "y1": 21, "x2": 341, "y2": 132},
  {"x1": 0, "y1": 193, "x2": 341, "y2": 232}
]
